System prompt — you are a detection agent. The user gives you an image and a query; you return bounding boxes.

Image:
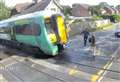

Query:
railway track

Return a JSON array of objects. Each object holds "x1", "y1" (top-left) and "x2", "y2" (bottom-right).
[
  {"x1": 0, "y1": 44, "x2": 120, "y2": 82},
  {"x1": 0, "y1": 24, "x2": 120, "y2": 82},
  {"x1": 0, "y1": 50, "x2": 120, "y2": 82}
]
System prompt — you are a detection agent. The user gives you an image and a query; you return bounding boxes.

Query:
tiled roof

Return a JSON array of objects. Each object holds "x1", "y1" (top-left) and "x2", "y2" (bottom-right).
[
  {"x1": 103, "y1": 6, "x2": 114, "y2": 15},
  {"x1": 15, "y1": 3, "x2": 33, "y2": 12},
  {"x1": 21, "y1": 0, "x2": 51, "y2": 14},
  {"x1": 72, "y1": 4, "x2": 90, "y2": 9},
  {"x1": 13, "y1": 0, "x2": 63, "y2": 15}
]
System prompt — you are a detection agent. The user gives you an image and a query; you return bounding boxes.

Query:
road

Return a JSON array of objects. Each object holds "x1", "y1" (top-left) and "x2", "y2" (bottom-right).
[{"x1": 0, "y1": 23, "x2": 120, "y2": 82}]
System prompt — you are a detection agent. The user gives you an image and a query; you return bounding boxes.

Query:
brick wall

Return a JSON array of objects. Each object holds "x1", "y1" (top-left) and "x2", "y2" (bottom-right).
[{"x1": 72, "y1": 4, "x2": 90, "y2": 17}]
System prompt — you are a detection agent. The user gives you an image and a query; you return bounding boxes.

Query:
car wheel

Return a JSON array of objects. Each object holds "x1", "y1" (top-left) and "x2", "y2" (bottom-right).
[{"x1": 115, "y1": 32, "x2": 120, "y2": 37}]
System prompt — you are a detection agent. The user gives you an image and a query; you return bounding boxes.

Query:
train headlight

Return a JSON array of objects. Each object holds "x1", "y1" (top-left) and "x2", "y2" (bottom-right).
[{"x1": 48, "y1": 34, "x2": 57, "y2": 43}]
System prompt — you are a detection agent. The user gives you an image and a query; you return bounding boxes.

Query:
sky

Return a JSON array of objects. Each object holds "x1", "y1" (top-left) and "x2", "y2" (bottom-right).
[
  {"x1": 4, "y1": 0, "x2": 33, "y2": 7},
  {"x1": 60, "y1": 0, "x2": 120, "y2": 6},
  {"x1": 3, "y1": 0, "x2": 120, "y2": 7}
]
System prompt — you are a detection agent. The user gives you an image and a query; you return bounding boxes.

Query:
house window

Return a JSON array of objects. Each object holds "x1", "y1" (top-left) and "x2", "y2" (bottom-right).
[{"x1": 51, "y1": 8, "x2": 56, "y2": 11}]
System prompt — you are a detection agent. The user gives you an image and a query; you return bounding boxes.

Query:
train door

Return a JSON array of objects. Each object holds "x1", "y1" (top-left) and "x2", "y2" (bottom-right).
[
  {"x1": 31, "y1": 20, "x2": 41, "y2": 47},
  {"x1": 10, "y1": 23, "x2": 16, "y2": 40}
]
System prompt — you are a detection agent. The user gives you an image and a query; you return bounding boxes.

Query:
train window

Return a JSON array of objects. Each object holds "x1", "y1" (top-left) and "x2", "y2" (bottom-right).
[
  {"x1": 45, "y1": 18, "x2": 54, "y2": 34},
  {"x1": 15, "y1": 24, "x2": 32, "y2": 35},
  {"x1": 15, "y1": 22, "x2": 40, "y2": 35},
  {"x1": 0, "y1": 24, "x2": 10, "y2": 34}
]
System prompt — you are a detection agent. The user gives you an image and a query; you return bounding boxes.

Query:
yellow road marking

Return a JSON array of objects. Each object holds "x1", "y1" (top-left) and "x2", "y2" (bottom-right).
[
  {"x1": 101, "y1": 23, "x2": 120, "y2": 31},
  {"x1": 91, "y1": 47, "x2": 119, "y2": 82},
  {"x1": 98, "y1": 60, "x2": 113, "y2": 82},
  {"x1": 68, "y1": 68, "x2": 78, "y2": 76},
  {"x1": 91, "y1": 60, "x2": 113, "y2": 82},
  {"x1": 91, "y1": 23, "x2": 120, "y2": 82}
]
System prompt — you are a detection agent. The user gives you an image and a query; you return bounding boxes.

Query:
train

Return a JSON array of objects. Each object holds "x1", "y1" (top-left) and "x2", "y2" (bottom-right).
[{"x1": 0, "y1": 11, "x2": 68, "y2": 56}]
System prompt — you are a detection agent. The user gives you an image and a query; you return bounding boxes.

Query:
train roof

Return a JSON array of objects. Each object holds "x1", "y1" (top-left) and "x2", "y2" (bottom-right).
[{"x1": 0, "y1": 11, "x2": 59, "y2": 24}]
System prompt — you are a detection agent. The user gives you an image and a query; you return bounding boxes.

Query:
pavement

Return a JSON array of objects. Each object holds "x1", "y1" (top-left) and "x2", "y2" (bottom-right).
[{"x1": 0, "y1": 23, "x2": 120, "y2": 82}]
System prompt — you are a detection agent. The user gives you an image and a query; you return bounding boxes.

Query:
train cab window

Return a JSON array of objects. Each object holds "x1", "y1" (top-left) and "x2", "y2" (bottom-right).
[
  {"x1": 45, "y1": 18, "x2": 57, "y2": 43},
  {"x1": 45, "y1": 18, "x2": 54, "y2": 34}
]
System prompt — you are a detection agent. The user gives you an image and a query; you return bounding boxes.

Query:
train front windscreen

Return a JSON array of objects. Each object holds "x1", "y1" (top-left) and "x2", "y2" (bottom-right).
[{"x1": 45, "y1": 15, "x2": 68, "y2": 45}]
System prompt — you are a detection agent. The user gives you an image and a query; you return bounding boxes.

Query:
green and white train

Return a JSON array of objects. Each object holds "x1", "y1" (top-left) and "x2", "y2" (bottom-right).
[{"x1": 0, "y1": 11, "x2": 68, "y2": 56}]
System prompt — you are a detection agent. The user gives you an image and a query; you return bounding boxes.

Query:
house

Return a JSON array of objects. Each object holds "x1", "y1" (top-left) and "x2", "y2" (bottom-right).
[
  {"x1": 21, "y1": 0, "x2": 62, "y2": 14},
  {"x1": 10, "y1": 2, "x2": 34, "y2": 16},
  {"x1": 100, "y1": 8, "x2": 106, "y2": 15},
  {"x1": 111, "y1": 7, "x2": 119, "y2": 14},
  {"x1": 117, "y1": 9, "x2": 120, "y2": 13},
  {"x1": 71, "y1": 4, "x2": 91, "y2": 17},
  {"x1": 15, "y1": 3, "x2": 35, "y2": 13},
  {"x1": 101, "y1": 6, "x2": 115, "y2": 15},
  {"x1": 5, "y1": 0, "x2": 33, "y2": 7},
  {"x1": 11, "y1": 0, "x2": 63, "y2": 16},
  {"x1": 116, "y1": 7, "x2": 120, "y2": 13}
]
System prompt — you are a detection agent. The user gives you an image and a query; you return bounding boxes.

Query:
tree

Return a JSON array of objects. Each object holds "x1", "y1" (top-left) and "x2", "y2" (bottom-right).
[
  {"x1": 89, "y1": 5, "x2": 101, "y2": 16},
  {"x1": 116, "y1": 5, "x2": 120, "y2": 9},
  {"x1": 62, "y1": 6, "x2": 72, "y2": 16},
  {"x1": 99, "y1": 2, "x2": 109, "y2": 8},
  {"x1": 0, "y1": 0, "x2": 11, "y2": 20}
]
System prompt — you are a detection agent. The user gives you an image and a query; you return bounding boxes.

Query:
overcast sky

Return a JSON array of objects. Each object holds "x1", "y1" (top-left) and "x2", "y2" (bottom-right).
[
  {"x1": 4, "y1": 0, "x2": 33, "y2": 7},
  {"x1": 60, "y1": 0, "x2": 120, "y2": 6},
  {"x1": 4, "y1": 0, "x2": 120, "y2": 7}
]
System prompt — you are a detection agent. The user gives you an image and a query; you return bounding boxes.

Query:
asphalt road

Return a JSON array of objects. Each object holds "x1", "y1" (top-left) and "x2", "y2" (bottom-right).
[{"x1": 0, "y1": 23, "x2": 120, "y2": 82}]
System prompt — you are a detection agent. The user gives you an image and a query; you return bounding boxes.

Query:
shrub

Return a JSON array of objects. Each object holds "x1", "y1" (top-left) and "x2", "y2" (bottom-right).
[
  {"x1": 0, "y1": 0, "x2": 11, "y2": 20},
  {"x1": 92, "y1": 16, "x2": 102, "y2": 20},
  {"x1": 113, "y1": 15, "x2": 120, "y2": 22}
]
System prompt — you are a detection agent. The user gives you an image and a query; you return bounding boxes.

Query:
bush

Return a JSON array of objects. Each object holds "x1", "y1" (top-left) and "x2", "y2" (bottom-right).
[
  {"x1": 101, "y1": 15, "x2": 110, "y2": 19},
  {"x1": 113, "y1": 15, "x2": 120, "y2": 22},
  {"x1": 101, "y1": 15, "x2": 120, "y2": 23},
  {"x1": 92, "y1": 16, "x2": 102, "y2": 20},
  {"x1": 0, "y1": 0, "x2": 11, "y2": 20}
]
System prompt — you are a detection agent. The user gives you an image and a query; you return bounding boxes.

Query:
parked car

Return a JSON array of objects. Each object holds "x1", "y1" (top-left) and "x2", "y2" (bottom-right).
[{"x1": 115, "y1": 28, "x2": 120, "y2": 37}]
